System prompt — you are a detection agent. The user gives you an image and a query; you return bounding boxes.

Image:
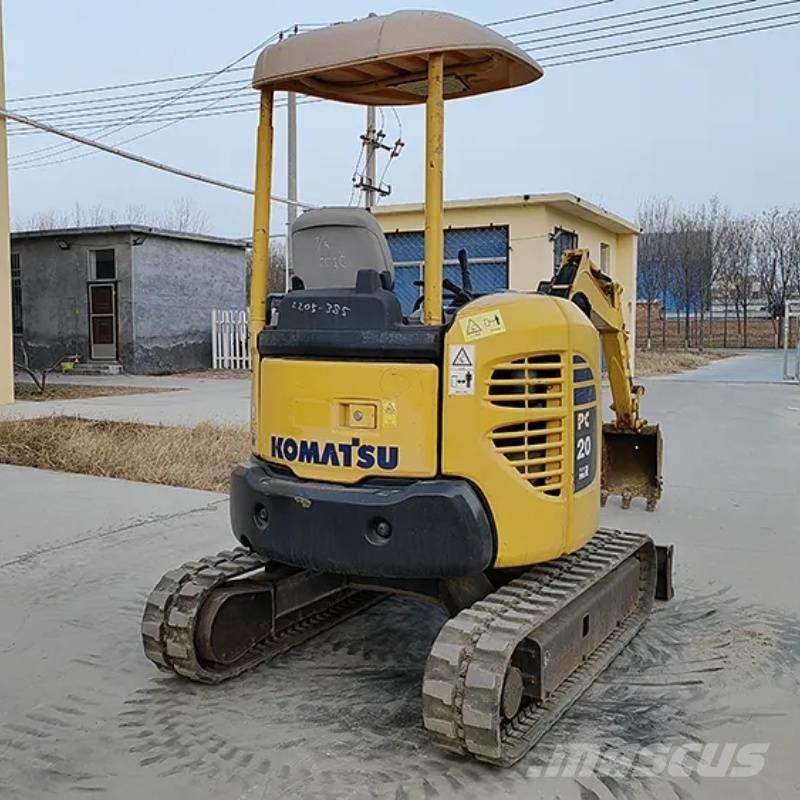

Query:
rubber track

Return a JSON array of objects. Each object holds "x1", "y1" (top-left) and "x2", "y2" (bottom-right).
[
  {"x1": 141, "y1": 547, "x2": 381, "y2": 684},
  {"x1": 422, "y1": 529, "x2": 657, "y2": 766}
]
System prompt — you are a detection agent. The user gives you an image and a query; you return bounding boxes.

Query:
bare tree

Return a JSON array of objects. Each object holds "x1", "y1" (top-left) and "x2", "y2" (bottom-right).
[
  {"x1": 14, "y1": 341, "x2": 79, "y2": 395},
  {"x1": 21, "y1": 209, "x2": 69, "y2": 230},
  {"x1": 668, "y1": 210, "x2": 709, "y2": 348},
  {"x1": 723, "y1": 218, "x2": 755, "y2": 347},
  {"x1": 754, "y1": 208, "x2": 800, "y2": 347},
  {"x1": 156, "y1": 197, "x2": 210, "y2": 234},
  {"x1": 124, "y1": 203, "x2": 149, "y2": 225},
  {"x1": 245, "y1": 239, "x2": 289, "y2": 305},
  {"x1": 715, "y1": 215, "x2": 751, "y2": 347},
  {"x1": 637, "y1": 198, "x2": 673, "y2": 350},
  {"x1": 17, "y1": 198, "x2": 210, "y2": 234},
  {"x1": 269, "y1": 240, "x2": 288, "y2": 292},
  {"x1": 696, "y1": 197, "x2": 732, "y2": 349}
]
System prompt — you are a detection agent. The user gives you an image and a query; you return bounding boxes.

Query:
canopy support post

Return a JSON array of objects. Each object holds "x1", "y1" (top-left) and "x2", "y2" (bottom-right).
[
  {"x1": 423, "y1": 53, "x2": 444, "y2": 326},
  {"x1": 249, "y1": 89, "x2": 274, "y2": 441}
]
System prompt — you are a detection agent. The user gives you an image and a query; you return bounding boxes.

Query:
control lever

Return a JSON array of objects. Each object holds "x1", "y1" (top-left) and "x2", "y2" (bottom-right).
[{"x1": 457, "y1": 248, "x2": 473, "y2": 295}]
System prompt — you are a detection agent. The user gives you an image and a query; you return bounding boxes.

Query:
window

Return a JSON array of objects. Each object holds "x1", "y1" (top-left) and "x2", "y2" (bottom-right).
[
  {"x1": 90, "y1": 248, "x2": 116, "y2": 281},
  {"x1": 600, "y1": 242, "x2": 611, "y2": 273},
  {"x1": 11, "y1": 253, "x2": 23, "y2": 335},
  {"x1": 551, "y1": 227, "x2": 578, "y2": 273}
]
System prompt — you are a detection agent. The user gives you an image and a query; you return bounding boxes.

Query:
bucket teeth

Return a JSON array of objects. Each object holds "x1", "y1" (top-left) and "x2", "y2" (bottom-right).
[{"x1": 602, "y1": 424, "x2": 663, "y2": 510}]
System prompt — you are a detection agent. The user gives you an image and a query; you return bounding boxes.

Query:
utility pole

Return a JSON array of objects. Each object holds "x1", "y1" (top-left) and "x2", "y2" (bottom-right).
[
  {"x1": 364, "y1": 106, "x2": 377, "y2": 209},
  {"x1": 353, "y1": 106, "x2": 393, "y2": 209},
  {"x1": 286, "y1": 89, "x2": 297, "y2": 291},
  {"x1": 0, "y1": 0, "x2": 14, "y2": 404}
]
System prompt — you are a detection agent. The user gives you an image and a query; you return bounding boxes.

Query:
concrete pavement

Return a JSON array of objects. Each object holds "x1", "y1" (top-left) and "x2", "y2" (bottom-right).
[
  {"x1": 647, "y1": 349, "x2": 794, "y2": 384},
  {"x1": 1, "y1": 352, "x2": 799, "y2": 799},
  {"x1": 1, "y1": 371, "x2": 250, "y2": 427}
]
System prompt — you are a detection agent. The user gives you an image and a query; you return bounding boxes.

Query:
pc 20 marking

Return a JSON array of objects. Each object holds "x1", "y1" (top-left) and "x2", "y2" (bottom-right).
[{"x1": 574, "y1": 406, "x2": 597, "y2": 492}]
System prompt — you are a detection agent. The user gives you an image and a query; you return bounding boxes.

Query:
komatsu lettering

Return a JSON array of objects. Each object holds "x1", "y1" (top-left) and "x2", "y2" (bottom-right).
[{"x1": 271, "y1": 436, "x2": 399, "y2": 471}]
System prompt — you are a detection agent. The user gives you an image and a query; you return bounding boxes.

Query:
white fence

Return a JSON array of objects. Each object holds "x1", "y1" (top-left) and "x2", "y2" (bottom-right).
[{"x1": 212, "y1": 309, "x2": 250, "y2": 370}]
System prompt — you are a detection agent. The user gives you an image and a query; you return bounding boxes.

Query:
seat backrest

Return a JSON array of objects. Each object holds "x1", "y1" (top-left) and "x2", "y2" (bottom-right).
[{"x1": 290, "y1": 207, "x2": 394, "y2": 289}]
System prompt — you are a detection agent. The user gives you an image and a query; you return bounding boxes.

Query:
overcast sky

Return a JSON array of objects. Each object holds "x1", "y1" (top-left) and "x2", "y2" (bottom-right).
[{"x1": 4, "y1": 0, "x2": 799, "y2": 237}]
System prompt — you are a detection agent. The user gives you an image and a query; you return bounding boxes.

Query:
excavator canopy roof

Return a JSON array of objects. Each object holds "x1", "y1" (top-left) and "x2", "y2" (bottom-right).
[{"x1": 252, "y1": 10, "x2": 543, "y2": 105}]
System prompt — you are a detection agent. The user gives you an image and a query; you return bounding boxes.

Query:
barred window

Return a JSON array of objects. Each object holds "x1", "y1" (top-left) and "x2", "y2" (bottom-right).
[
  {"x1": 11, "y1": 253, "x2": 23, "y2": 335},
  {"x1": 552, "y1": 227, "x2": 578, "y2": 272}
]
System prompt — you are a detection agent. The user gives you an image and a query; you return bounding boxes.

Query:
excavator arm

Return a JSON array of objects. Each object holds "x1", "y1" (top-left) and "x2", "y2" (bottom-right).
[{"x1": 545, "y1": 249, "x2": 663, "y2": 509}]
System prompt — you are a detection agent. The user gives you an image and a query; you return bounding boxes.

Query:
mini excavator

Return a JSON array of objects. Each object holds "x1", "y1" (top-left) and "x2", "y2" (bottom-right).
[{"x1": 142, "y1": 11, "x2": 673, "y2": 766}]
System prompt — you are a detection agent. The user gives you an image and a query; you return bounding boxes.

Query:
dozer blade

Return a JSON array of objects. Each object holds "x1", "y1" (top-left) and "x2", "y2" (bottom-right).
[
  {"x1": 422, "y1": 529, "x2": 667, "y2": 767},
  {"x1": 601, "y1": 423, "x2": 663, "y2": 510}
]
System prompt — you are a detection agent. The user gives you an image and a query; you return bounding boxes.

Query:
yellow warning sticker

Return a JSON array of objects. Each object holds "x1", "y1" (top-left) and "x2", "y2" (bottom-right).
[
  {"x1": 382, "y1": 399, "x2": 398, "y2": 428},
  {"x1": 459, "y1": 309, "x2": 506, "y2": 341}
]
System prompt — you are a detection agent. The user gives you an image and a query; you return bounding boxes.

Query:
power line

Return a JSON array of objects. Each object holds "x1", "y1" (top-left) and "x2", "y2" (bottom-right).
[
  {"x1": 5, "y1": 21, "x2": 333, "y2": 105},
  {"x1": 0, "y1": 106, "x2": 315, "y2": 208},
  {"x1": 8, "y1": 28, "x2": 288, "y2": 167},
  {"x1": 9, "y1": 79, "x2": 250, "y2": 115},
  {"x1": 533, "y1": 8, "x2": 800, "y2": 60},
  {"x1": 486, "y1": 0, "x2": 616, "y2": 26},
  {"x1": 9, "y1": 86, "x2": 254, "y2": 127},
  {"x1": 7, "y1": 66, "x2": 253, "y2": 105},
  {"x1": 7, "y1": 97, "x2": 323, "y2": 143},
  {"x1": 524, "y1": 0, "x2": 800, "y2": 47},
  {"x1": 8, "y1": 22, "x2": 334, "y2": 171},
  {"x1": 507, "y1": 0, "x2": 701, "y2": 38},
  {"x1": 539, "y1": 13, "x2": 800, "y2": 64},
  {"x1": 8, "y1": 102, "x2": 260, "y2": 138}
]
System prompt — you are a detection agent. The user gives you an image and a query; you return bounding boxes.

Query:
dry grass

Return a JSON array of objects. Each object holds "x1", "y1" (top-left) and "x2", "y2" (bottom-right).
[
  {"x1": 0, "y1": 417, "x2": 250, "y2": 492},
  {"x1": 635, "y1": 349, "x2": 731, "y2": 376},
  {"x1": 14, "y1": 383, "x2": 178, "y2": 402}
]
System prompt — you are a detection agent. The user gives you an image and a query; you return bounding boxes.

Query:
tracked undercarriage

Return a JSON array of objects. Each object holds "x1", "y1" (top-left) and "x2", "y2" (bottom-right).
[
  {"x1": 141, "y1": 549, "x2": 382, "y2": 683},
  {"x1": 142, "y1": 529, "x2": 672, "y2": 765}
]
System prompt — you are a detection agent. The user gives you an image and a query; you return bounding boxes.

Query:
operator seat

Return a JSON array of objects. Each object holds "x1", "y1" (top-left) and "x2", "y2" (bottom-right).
[
  {"x1": 290, "y1": 207, "x2": 394, "y2": 290},
  {"x1": 263, "y1": 207, "x2": 442, "y2": 360}
]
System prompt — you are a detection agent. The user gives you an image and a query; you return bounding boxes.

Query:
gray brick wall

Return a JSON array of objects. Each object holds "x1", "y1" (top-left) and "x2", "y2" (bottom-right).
[{"x1": 129, "y1": 235, "x2": 246, "y2": 374}]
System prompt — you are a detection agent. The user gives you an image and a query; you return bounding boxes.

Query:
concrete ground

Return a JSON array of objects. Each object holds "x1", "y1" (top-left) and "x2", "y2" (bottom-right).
[
  {"x1": 1, "y1": 351, "x2": 799, "y2": 799},
  {"x1": 1, "y1": 370, "x2": 250, "y2": 427}
]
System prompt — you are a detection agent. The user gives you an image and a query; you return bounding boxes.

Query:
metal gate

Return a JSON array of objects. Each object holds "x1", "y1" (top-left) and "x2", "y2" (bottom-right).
[{"x1": 386, "y1": 225, "x2": 509, "y2": 315}]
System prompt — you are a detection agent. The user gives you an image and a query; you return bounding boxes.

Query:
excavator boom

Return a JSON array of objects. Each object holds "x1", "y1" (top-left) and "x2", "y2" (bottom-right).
[{"x1": 546, "y1": 249, "x2": 663, "y2": 509}]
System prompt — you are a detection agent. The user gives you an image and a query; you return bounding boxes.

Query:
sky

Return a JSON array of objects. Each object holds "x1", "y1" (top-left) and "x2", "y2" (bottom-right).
[{"x1": 4, "y1": 0, "x2": 800, "y2": 238}]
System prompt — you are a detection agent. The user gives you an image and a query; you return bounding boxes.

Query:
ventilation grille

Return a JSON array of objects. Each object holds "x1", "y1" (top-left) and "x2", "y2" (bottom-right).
[
  {"x1": 491, "y1": 419, "x2": 564, "y2": 495},
  {"x1": 486, "y1": 353, "x2": 563, "y2": 408}
]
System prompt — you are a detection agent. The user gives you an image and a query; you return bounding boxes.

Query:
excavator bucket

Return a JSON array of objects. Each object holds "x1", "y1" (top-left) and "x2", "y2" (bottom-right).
[{"x1": 601, "y1": 423, "x2": 663, "y2": 510}]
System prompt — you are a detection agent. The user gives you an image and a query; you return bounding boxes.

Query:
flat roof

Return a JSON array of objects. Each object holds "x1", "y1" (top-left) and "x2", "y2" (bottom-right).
[
  {"x1": 373, "y1": 192, "x2": 640, "y2": 235},
  {"x1": 10, "y1": 224, "x2": 247, "y2": 248}
]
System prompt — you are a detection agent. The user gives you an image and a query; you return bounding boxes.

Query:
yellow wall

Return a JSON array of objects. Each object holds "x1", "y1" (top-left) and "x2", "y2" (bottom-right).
[
  {"x1": 374, "y1": 199, "x2": 639, "y2": 358},
  {"x1": 0, "y1": 1, "x2": 13, "y2": 406}
]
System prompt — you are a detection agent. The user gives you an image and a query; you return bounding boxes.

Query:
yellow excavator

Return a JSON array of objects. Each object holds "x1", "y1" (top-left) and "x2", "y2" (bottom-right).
[{"x1": 142, "y1": 11, "x2": 673, "y2": 766}]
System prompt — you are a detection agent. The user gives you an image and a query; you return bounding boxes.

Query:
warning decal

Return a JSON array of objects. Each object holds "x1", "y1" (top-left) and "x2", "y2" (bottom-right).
[
  {"x1": 383, "y1": 399, "x2": 398, "y2": 427},
  {"x1": 459, "y1": 309, "x2": 506, "y2": 341},
  {"x1": 448, "y1": 344, "x2": 475, "y2": 396}
]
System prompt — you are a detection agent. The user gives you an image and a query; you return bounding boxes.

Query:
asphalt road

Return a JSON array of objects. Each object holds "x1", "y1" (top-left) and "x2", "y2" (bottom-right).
[{"x1": 1, "y1": 351, "x2": 798, "y2": 799}]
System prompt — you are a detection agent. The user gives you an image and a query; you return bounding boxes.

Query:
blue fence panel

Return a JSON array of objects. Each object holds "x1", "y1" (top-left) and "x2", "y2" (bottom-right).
[
  {"x1": 386, "y1": 226, "x2": 508, "y2": 315},
  {"x1": 393, "y1": 264, "x2": 421, "y2": 314}
]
